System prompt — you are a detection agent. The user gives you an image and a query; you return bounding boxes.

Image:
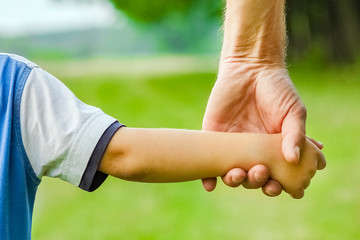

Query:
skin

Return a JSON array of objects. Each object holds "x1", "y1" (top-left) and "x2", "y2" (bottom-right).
[
  {"x1": 98, "y1": 127, "x2": 326, "y2": 198},
  {"x1": 201, "y1": 0, "x2": 323, "y2": 198}
]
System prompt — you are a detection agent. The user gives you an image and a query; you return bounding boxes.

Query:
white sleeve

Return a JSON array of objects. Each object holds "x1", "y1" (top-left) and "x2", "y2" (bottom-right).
[{"x1": 20, "y1": 67, "x2": 117, "y2": 187}]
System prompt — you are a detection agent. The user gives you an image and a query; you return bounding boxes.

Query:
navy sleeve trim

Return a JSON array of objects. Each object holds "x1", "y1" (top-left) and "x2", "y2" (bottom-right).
[{"x1": 79, "y1": 121, "x2": 124, "y2": 192}]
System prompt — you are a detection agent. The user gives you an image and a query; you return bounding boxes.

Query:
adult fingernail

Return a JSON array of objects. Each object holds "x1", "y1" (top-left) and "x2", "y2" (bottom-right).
[
  {"x1": 254, "y1": 171, "x2": 264, "y2": 182},
  {"x1": 232, "y1": 175, "x2": 244, "y2": 184},
  {"x1": 265, "y1": 189, "x2": 276, "y2": 197},
  {"x1": 295, "y1": 146, "x2": 300, "y2": 162}
]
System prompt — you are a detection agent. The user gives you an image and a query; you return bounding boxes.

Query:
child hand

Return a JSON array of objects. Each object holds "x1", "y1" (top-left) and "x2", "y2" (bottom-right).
[{"x1": 267, "y1": 135, "x2": 326, "y2": 199}]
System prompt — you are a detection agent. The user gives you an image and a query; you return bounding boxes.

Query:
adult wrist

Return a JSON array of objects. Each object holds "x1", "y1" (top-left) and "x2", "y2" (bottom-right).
[{"x1": 221, "y1": 0, "x2": 286, "y2": 67}]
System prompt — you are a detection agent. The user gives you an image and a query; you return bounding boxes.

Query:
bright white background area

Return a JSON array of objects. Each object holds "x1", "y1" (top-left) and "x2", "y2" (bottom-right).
[{"x1": 0, "y1": 0, "x2": 123, "y2": 37}]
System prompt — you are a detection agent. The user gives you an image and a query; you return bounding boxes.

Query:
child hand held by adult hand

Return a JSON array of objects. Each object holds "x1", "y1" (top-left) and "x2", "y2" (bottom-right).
[{"x1": 263, "y1": 135, "x2": 326, "y2": 199}]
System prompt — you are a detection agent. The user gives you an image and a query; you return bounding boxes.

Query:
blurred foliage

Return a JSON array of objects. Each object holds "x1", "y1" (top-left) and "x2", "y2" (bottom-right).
[
  {"x1": 110, "y1": 0, "x2": 194, "y2": 22},
  {"x1": 110, "y1": 0, "x2": 222, "y2": 22},
  {"x1": 109, "y1": 0, "x2": 360, "y2": 63},
  {"x1": 286, "y1": 0, "x2": 360, "y2": 63},
  {"x1": 109, "y1": 0, "x2": 224, "y2": 55}
]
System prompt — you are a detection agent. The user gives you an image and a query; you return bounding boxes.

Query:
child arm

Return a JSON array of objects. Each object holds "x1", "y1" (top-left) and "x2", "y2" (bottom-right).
[
  {"x1": 98, "y1": 128, "x2": 326, "y2": 197},
  {"x1": 98, "y1": 127, "x2": 266, "y2": 183}
]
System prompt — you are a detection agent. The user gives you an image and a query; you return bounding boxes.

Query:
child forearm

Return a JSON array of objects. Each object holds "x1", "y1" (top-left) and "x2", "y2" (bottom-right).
[
  {"x1": 222, "y1": 0, "x2": 286, "y2": 66},
  {"x1": 99, "y1": 128, "x2": 271, "y2": 183}
]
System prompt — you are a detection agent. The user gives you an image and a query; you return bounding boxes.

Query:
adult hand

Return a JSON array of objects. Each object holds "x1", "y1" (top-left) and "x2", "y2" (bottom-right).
[{"x1": 202, "y1": 60, "x2": 321, "y2": 197}]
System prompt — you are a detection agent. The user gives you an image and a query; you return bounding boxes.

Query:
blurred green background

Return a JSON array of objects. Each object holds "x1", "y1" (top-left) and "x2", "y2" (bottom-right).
[{"x1": 1, "y1": 0, "x2": 360, "y2": 239}]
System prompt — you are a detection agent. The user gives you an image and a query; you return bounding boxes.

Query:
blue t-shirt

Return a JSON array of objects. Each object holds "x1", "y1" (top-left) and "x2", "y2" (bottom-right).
[
  {"x1": 0, "y1": 54, "x2": 122, "y2": 239},
  {"x1": 0, "y1": 54, "x2": 40, "y2": 239}
]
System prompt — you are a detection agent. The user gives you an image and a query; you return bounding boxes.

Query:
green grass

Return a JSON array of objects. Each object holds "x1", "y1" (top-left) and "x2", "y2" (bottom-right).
[{"x1": 32, "y1": 58, "x2": 360, "y2": 240}]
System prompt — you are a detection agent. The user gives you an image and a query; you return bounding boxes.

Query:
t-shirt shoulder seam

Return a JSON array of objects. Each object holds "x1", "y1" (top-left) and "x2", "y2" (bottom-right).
[{"x1": 0, "y1": 53, "x2": 39, "y2": 69}]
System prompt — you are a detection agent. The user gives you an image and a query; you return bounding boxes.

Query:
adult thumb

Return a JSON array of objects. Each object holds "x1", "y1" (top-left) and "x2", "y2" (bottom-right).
[
  {"x1": 281, "y1": 108, "x2": 306, "y2": 164},
  {"x1": 282, "y1": 131, "x2": 306, "y2": 164}
]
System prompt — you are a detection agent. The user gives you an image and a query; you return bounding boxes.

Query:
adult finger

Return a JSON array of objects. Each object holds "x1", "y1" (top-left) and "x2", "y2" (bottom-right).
[
  {"x1": 262, "y1": 179, "x2": 283, "y2": 197},
  {"x1": 221, "y1": 168, "x2": 247, "y2": 188},
  {"x1": 307, "y1": 136, "x2": 324, "y2": 150},
  {"x1": 281, "y1": 102, "x2": 307, "y2": 164},
  {"x1": 201, "y1": 178, "x2": 217, "y2": 192},
  {"x1": 242, "y1": 165, "x2": 270, "y2": 189}
]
